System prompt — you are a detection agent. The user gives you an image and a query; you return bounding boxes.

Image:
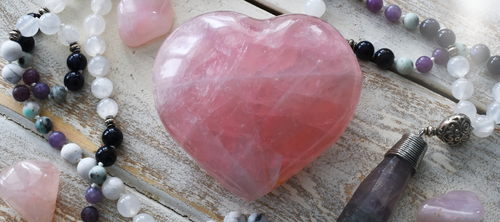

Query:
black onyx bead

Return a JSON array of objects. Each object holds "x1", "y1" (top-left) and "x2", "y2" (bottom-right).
[
  {"x1": 17, "y1": 36, "x2": 35, "y2": 52},
  {"x1": 95, "y1": 146, "x2": 117, "y2": 167},
  {"x1": 487, "y1": 56, "x2": 500, "y2": 75},
  {"x1": 27, "y1": 13, "x2": 41, "y2": 18},
  {"x1": 64, "y1": 71, "x2": 85, "y2": 91},
  {"x1": 470, "y1": 44, "x2": 490, "y2": 64},
  {"x1": 419, "y1": 18, "x2": 440, "y2": 39},
  {"x1": 67, "y1": 52, "x2": 88, "y2": 71},
  {"x1": 354, "y1": 41, "x2": 375, "y2": 61},
  {"x1": 435, "y1": 29, "x2": 456, "y2": 48},
  {"x1": 373, "y1": 48, "x2": 395, "y2": 69},
  {"x1": 102, "y1": 127, "x2": 123, "y2": 147}
]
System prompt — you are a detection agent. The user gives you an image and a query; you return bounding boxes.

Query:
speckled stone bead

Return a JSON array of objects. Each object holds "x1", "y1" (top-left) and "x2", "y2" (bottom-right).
[
  {"x1": 403, "y1": 13, "x2": 419, "y2": 30},
  {"x1": 36, "y1": 116, "x2": 53, "y2": 134},
  {"x1": 373, "y1": 48, "x2": 395, "y2": 69},
  {"x1": 470, "y1": 44, "x2": 490, "y2": 64},
  {"x1": 395, "y1": 57, "x2": 413, "y2": 75},
  {"x1": 64, "y1": 71, "x2": 85, "y2": 91},
  {"x1": 455, "y1": 42, "x2": 468, "y2": 57},
  {"x1": 366, "y1": 0, "x2": 383, "y2": 13},
  {"x1": 61, "y1": 143, "x2": 83, "y2": 163},
  {"x1": 487, "y1": 56, "x2": 500, "y2": 75},
  {"x1": 95, "y1": 146, "x2": 117, "y2": 167},
  {"x1": 89, "y1": 165, "x2": 107, "y2": 184},
  {"x1": 12, "y1": 85, "x2": 30, "y2": 102},
  {"x1": 2, "y1": 63, "x2": 23, "y2": 84},
  {"x1": 384, "y1": 5, "x2": 401, "y2": 23},
  {"x1": 49, "y1": 85, "x2": 67, "y2": 103},
  {"x1": 81, "y1": 206, "x2": 99, "y2": 222},
  {"x1": 18, "y1": 52, "x2": 34, "y2": 68},
  {"x1": 432, "y1": 48, "x2": 449, "y2": 65},
  {"x1": 419, "y1": 18, "x2": 440, "y2": 39},
  {"x1": 22, "y1": 101, "x2": 41, "y2": 119},
  {"x1": 67, "y1": 52, "x2": 88, "y2": 71},
  {"x1": 17, "y1": 36, "x2": 35, "y2": 52},
  {"x1": 435, "y1": 29, "x2": 456, "y2": 48},
  {"x1": 415, "y1": 56, "x2": 433, "y2": 73},
  {"x1": 248, "y1": 213, "x2": 269, "y2": 222},
  {"x1": 33, "y1": 82, "x2": 51, "y2": 99},
  {"x1": 48, "y1": 131, "x2": 66, "y2": 149},
  {"x1": 354, "y1": 41, "x2": 375, "y2": 61},
  {"x1": 102, "y1": 127, "x2": 123, "y2": 147},
  {"x1": 23, "y1": 68, "x2": 40, "y2": 85}
]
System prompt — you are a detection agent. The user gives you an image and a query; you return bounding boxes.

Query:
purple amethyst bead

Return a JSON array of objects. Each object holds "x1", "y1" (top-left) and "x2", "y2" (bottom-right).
[
  {"x1": 81, "y1": 206, "x2": 99, "y2": 222},
  {"x1": 366, "y1": 0, "x2": 383, "y2": 13},
  {"x1": 416, "y1": 56, "x2": 434, "y2": 73},
  {"x1": 12, "y1": 85, "x2": 30, "y2": 102},
  {"x1": 33, "y1": 82, "x2": 50, "y2": 99},
  {"x1": 48, "y1": 131, "x2": 66, "y2": 149},
  {"x1": 85, "y1": 187, "x2": 103, "y2": 204},
  {"x1": 432, "y1": 48, "x2": 450, "y2": 65},
  {"x1": 384, "y1": 5, "x2": 401, "y2": 22},
  {"x1": 22, "y1": 69, "x2": 40, "y2": 86}
]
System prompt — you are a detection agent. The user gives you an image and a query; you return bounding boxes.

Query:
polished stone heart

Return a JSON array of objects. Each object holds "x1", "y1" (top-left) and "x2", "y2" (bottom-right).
[
  {"x1": 117, "y1": 0, "x2": 174, "y2": 47},
  {"x1": 153, "y1": 12, "x2": 362, "y2": 201},
  {"x1": 0, "y1": 160, "x2": 60, "y2": 221},
  {"x1": 417, "y1": 190, "x2": 484, "y2": 222}
]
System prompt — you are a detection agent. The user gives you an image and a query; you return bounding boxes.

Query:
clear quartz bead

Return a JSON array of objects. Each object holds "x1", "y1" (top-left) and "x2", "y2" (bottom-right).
[
  {"x1": 447, "y1": 56, "x2": 470, "y2": 78},
  {"x1": 16, "y1": 15, "x2": 39, "y2": 37},
  {"x1": 88, "y1": 55, "x2": 110, "y2": 77},
  {"x1": 133, "y1": 213, "x2": 155, "y2": 222},
  {"x1": 91, "y1": 77, "x2": 113, "y2": 99},
  {"x1": 58, "y1": 25, "x2": 80, "y2": 46},
  {"x1": 454, "y1": 100, "x2": 477, "y2": 121},
  {"x1": 492, "y1": 82, "x2": 500, "y2": 102},
  {"x1": 102, "y1": 177, "x2": 124, "y2": 200},
  {"x1": 117, "y1": 194, "x2": 141, "y2": 217},
  {"x1": 44, "y1": 0, "x2": 66, "y2": 13},
  {"x1": 304, "y1": 0, "x2": 326, "y2": 17},
  {"x1": 84, "y1": 14, "x2": 106, "y2": 36},
  {"x1": 91, "y1": 0, "x2": 112, "y2": 15},
  {"x1": 472, "y1": 115, "x2": 495, "y2": 138},
  {"x1": 451, "y1": 78, "x2": 474, "y2": 100},
  {"x1": 97, "y1": 98, "x2": 118, "y2": 119},
  {"x1": 85, "y1": 35, "x2": 106, "y2": 56},
  {"x1": 39, "y1": 13, "x2": 61, "y2": 35},
  {"x1": 487, "y1": 101, "x2": 500, "y2": 124}
]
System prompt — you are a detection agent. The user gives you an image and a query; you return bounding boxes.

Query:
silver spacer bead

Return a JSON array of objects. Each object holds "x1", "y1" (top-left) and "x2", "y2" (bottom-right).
[
  {"x1": 69, "y1": 42, "x2": 81, "y2": 53},
  {"x1": 420, "y1": 126, "x2": 436, "y2": 137},
  {"x1": 385, "y1": 133, "x2": 428, "y2": 172},
  {"x1": 346, "y1": 39, "x2": 357, "y2": 51},
  {"x1": 38, "y1": 7, "x2": 50, "y2": 16},
  {"x1": 9, "y1": 30, "x2": 21, "y2": 41},
  {"x1": 104, "y1": 116, "x2": 116, "y2": 128},
  {"x1": 421, "y1": 113, "x2": 472, "y2": 146},
  {"x1": 447, "y1": 45, "x2": 459, "y2": 58}
]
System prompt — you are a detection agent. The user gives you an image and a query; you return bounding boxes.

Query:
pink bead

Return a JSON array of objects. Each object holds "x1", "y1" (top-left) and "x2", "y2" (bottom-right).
[
  {"x1": 117, "y1": 0, "x2": 174, "y2": 47},
  {"x1": 152, "y1": 12, "x2": 362, "y2": 201},
  {"x1": 417, "y1": 190, "x2": 484, "y2": 222}
]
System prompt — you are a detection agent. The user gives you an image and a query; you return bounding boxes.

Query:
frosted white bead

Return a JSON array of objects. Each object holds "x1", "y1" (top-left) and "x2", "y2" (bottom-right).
[
  {"x1": 84, "y1": 14, "x2": 106, "y2": 36},
  {"x1": 2, "y1": 63, "x2": 23, "y2": 84},
  {"x1": 88, "y1": 55, "x2": 110, "y2": 77},
  {"x1": 77, "y1": 157, "x2": 97, "y2": 180},
  {"x1": 451, "y1": 78, "x2": 474, "y2": 100},
  {"x1": 133, "y1": 213, "x2": 155, "y2": 222},
  {"x1": 39, "y1": 13, "x2": 61, "y2": 35},
  {"x1": 447, "y1": 56, "x2": 470, "y2": 78},
  {"x1": 58, "y1": 25, "x2": 80, "y2": 46},
  {"x1": 224, "y1": 212, "x2": 245, "y2": 222},
  {"x1": 44, "y1": 0, "x2": 66, "y2": 13},
  {"x1": 117, "y1": 194, "x2": 141, "y2": 217},
  {"x1": 492, "y1": 82, "x2": 500, "y2": 102},
  {"x1": 102, "y1": 177, "x2": 125, "y2": 200},
  {"x1": 1, "y1": 41, "x2": 22, "y2": 61},
  {"x1": 91, "y1": 77, "x2": 113, "y2": 99},
  {"x1": 248, "y1": 213, "x2": 269, "y2": 222},
  {"x1": 472, "y1": 115, "x2": 495, "y2": 138},
  {"x1": 454, "y1": 100, "x2": 477, "y2": 121},
  {"x1": 85, "y1": 35, "x2": 107, "y2": 56},
  {"x1": 16, "y1": 15, "x2": 39, "y2": 37},
  {"x1": 97, "y1": 98, "x2": 118, "y2": 119},
  {"x1": 91, "y1": 0, "x2": 112, "y2": 15},
  {"x1": 304, "y1": 0, "x2": 326, "y2": 17},
  {"x1": 487, "y1": 101, "x2": 500, "y2": 124},
  {"x1": 60, "y1": 143, "x2": 83, "y2": 164}
]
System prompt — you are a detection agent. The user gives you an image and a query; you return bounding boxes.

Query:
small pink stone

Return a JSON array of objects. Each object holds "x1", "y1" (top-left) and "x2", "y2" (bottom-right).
[
  {"x1": 417, "y1": 190, "x2": 484, "y2": 222},
  {"x1": 117, "y1": 0, "x2": 174, "y2": 47},
  {"x1": 0, "y1": 160, "x2": 59, "y2": 222}
]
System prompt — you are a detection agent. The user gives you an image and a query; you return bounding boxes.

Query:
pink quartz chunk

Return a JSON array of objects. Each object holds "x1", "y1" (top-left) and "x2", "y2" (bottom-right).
[
  {"x1": 153, "y1": 12, "x2": 363, "y2": 201},
  {"x1": 0, "y1": 160, "x2": 59, "y2": 222},
  {"x1": 117, "y1": 0, "x2": 174, "y2": 47},
  {"x1": 417, "y1": 190, "x2": 484, "y2": 222}
]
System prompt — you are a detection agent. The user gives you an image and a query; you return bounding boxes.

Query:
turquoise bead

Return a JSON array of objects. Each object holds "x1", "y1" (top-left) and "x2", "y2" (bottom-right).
[
  {"x1": 35, "y1": 116, "x2": 53, "y2": 134},
  {"x1": 49, "y1": 85, "x2": 67, "y2": 103},
  {"x1": 403, "y1": 13, "x2": 419, "y2": 30},
  {"x1": 455, "y1": 42, "x2": 468, "y2": 57},
  {"x1": 23, "y1": 101, "x2": 41, "y2": 119},
  {"x1": 396, "y1": 57, "x2": 414, "y2": 75},
  {"x1": 18, "y1": 52, "x2": 34, "y2": 69},
  {"x1": 89, "y1": 165, "x2": 107, "y2": 184}
]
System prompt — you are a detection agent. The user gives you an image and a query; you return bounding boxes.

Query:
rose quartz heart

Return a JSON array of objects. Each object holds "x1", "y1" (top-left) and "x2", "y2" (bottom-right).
[
  {"x1": 153, "y1": 12, "x2": 362, "y2": 201},
  {"x1": 117, "y1": 0, "x2": 174, "y2": 47},
  {"x1": 0, "y1": 160, "x2": 59, "y2": 221}
]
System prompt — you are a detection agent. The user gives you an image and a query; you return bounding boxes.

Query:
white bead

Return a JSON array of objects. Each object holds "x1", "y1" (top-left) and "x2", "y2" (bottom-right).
[
  {"x1": 84, "y1": 14, "x2": 106, "y2": 36},
  {"x1": 472, "y1": 115, "x2": 495, "y2": 138},
  {"x1": 454, "y1": 100, "x2": 477, "y2": 121},
  {"x1": 102, "y1": 177, "x2": 125, "y2": 200},
  {"x1": 16, "y1": 15, "x2": 39, "y2": 37},
  {"x1": 44, "y1": 0, "x2": 66, "y2": 13},
  {"x1": 492, "y1": 82, "x2": 500, "y2": 102},
  {"x1": 91, "y1": 77, "x2": 113, "y2": 99},
  {"x1": 60, "y1": 143, "x2": 83, "y2": 164},
  {"x1": 1, "y1": 41, "x2": 22, "y2": 61},
  {"x1": 39, "y1": 13, "x2": 61, "y2": 35},
  {"x1": 304, "y1": 0, "x2": 326, "y2": 17},
  {"x1": 447, "y1": 56, "x2": 470, "y2": 78},
  {"x1": 97, "y1": 98, "x2": 118, "y2": 119},
  {"x1": 58, "y1": 25, "x2": 80, "y2": 46},
  {"x1": 85, "y1": 35, "x2": 107, "y2": 56},
  {"x1": 77, "y1": 157, "x2": 97, "y2": 179},
  {"x1": 133, "y1": 213, "x2": 155, "y2": 222},
  {"x1": 117, "y1": 194, "x2": 141, "y2": 217},
  {"x1": 487, "y1": 101, "x2": 500, "y2": 124},
  {"x1": 2, "y1": 63, "x2": 23, "y2": 84},
  {"x1": 451, "y1": 78, "x2": 474, "y2": 100},
  {"x1": 248, "y1": 213, "x2": 269, "y2": 222},
  {"x1": 88, "y1": 55, "x2": 110, "y2": 77},
  {"x1": 224, "y1": 212, "x2": 245, "y2": 222},
  {"x1": 91, "y1": 0, "x2": 113, "y2": 15}
]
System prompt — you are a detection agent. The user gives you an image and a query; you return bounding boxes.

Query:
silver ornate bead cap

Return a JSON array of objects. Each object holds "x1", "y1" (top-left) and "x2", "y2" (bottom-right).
[
  {"x1": 385, "y1": 133, "x2": 428, "y2": 172},
  {"x1": 422, "y1": 113, "x2": 472, "y2": 146}
]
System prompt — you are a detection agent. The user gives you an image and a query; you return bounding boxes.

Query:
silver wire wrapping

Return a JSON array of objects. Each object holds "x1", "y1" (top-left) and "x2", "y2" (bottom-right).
[
  {"x1": 385, "y1": 133, "x2": 428, "y2": 172},
  {"x1": 421, "y1": 113, "x2": 472, "y2": 146}
]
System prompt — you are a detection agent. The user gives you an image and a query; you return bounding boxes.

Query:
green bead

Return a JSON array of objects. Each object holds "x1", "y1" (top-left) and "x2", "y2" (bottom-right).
[
  {"x1": 403, "y1": 13, "x2": 419, "y2": 30},
  {"x1": 455, "y1": 42, "x2": 468, "y2": 57},
  {"x1": 18, "y1": 52, "x2": 34, "y2": 69},
  {"x1": 396, "y1": 57, "x2": 414, "y2": 75},
  {"x1": 89, "y1": 165, "x2": 107, "y2": 184},
  {"x1": 22, "y1": 101, "x2": 41, "y2": 119},
  {"x1": 35, "y1": 116, "x2": 53, "y2": 134}
]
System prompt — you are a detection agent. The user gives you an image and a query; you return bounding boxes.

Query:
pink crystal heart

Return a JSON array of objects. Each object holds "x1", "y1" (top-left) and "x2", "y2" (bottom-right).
[
  {"x1": 0, "y1": 160, "x2": 59, "y2": 222},
  {"x1": 153, "y1": 12, "x2": 362, "y2": 201},
  {"x1": 117, "y1": 0, "x2": 174, "y2": 47}
]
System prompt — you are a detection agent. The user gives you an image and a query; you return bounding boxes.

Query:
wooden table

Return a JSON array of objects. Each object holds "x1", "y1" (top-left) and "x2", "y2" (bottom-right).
[{"x1": 1, "y1": 0, "x2": 499, "y2": 221}]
